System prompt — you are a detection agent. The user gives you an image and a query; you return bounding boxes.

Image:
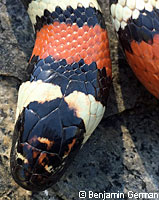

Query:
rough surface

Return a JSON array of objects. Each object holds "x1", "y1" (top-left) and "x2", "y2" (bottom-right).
[{"x1": 0, "y1": 0, "x2": 159, "y2": 199}]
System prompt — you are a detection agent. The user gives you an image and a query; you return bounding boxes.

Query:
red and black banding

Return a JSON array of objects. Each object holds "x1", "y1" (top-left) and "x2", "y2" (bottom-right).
[
  {"x1": 114, "y1": 7, "x2": 159, "y2": 98},
  {"x1": 10, "y1": 4, "x2": 112, "y2": 191},
  {"x1": 29, "y1": 5, "x2": 111, "y2": 76},
  {"x1": 28, "y1": 5, "x2": 112, "y2": 102},
  {"x1": 117, "y1": 8, "x2": 159, "y2": 52}
]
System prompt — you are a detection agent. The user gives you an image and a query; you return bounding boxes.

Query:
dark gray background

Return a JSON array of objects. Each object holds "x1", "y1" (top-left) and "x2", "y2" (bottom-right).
[{"x1": 0, "y1": 0, "x2": 159, "y2": 199}]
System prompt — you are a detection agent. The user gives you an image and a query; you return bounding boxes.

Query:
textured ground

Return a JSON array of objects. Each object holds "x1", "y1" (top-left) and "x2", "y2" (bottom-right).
[{"x1": 1, "y1": 0, "x2": 159, "y2": 199}]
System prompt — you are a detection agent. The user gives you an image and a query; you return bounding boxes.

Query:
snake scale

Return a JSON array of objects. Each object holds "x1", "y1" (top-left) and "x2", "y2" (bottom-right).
[{"x1": 9, "y1": 0, "x2": 159, "y2": 191}]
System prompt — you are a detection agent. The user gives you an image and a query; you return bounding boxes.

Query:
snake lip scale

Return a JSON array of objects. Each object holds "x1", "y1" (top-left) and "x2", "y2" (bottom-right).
[
  {"x1": 10, "y1": 0, "x2": 159, "y2": 192},
  {"x1": 10, "y1": 0, "x2": 112, "y2": 191}
]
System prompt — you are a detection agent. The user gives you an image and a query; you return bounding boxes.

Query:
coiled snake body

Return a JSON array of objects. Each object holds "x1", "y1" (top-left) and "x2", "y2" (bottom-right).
[
  {"x1": 10, "y1": 0, "x2": 159, "y2": 192},
  {"x1": 110, "y1": 0, "x2": 159, "y2": 99},
  {"x1": 10, "y1": 0, "x2": 112, "y2": 191}
]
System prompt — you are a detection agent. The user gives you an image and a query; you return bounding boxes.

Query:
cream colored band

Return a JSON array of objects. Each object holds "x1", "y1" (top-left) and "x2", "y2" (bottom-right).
[
  {"x1": 111, "y1": 0, "x2": 159, "y2": 32},
  {"x1": 16, "y1": 80, "x2": 105, "y2": 144},
  {"x1": 28, "y1": 0, "x2": 101, "y2": 25}
]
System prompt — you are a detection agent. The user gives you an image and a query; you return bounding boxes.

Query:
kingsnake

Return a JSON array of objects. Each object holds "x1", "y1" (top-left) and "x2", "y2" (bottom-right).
[
  {"x1": 110, "y1": 0, "x2": 159, "y2": 99},
  {"x1": 10, "y1": 0, "x2": 159, "y2": 192},
  {"x1": 10, "y1": 0, "x2": 112, "y2": 191}
]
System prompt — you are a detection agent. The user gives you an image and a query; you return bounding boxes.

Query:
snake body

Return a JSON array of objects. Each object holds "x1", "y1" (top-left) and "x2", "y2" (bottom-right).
[
  {"x1": 10, "y1": 0, "x2": 112, "y2": 191},
  {"x1": 110, "y1": 0, "x2": 159, "y2": 98}
]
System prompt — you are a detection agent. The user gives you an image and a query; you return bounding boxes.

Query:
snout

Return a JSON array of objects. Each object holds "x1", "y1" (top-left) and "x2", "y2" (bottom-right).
[
  {"x1": 10, "y1": 142, "x2": 63, "y2": 191},
  {"x1": 11, "y1": 164, "x2": 51, "y2": 191}
]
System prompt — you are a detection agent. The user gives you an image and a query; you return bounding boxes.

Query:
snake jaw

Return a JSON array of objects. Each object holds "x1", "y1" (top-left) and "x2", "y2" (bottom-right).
[
  {"x1": 10, "y1": 0, "x2": 112, "y2": 191},
  {"x1": 10, "y1": 72, "x2": 106, "y2": 190},
  {"x1": 10, "y1": 107, "x2": 85, "y2": 191}
]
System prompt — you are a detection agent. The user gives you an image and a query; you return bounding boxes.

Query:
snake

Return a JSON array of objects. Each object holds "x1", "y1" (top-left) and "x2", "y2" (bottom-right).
[
  {"x1": 10, "y1": 0, "x2": 159, "y2": 192},
  {"x1": 110, "y1": 0, "x2": 159, "y2": 99},
  {"x1": 10, "y1": 0, "x2": 112, "y2": 191}
]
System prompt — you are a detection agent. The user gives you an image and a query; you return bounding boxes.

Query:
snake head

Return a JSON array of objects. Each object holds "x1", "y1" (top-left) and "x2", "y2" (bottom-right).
[{"x1": 10, "y1": 82, "x2": 85, "y2": 191}]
